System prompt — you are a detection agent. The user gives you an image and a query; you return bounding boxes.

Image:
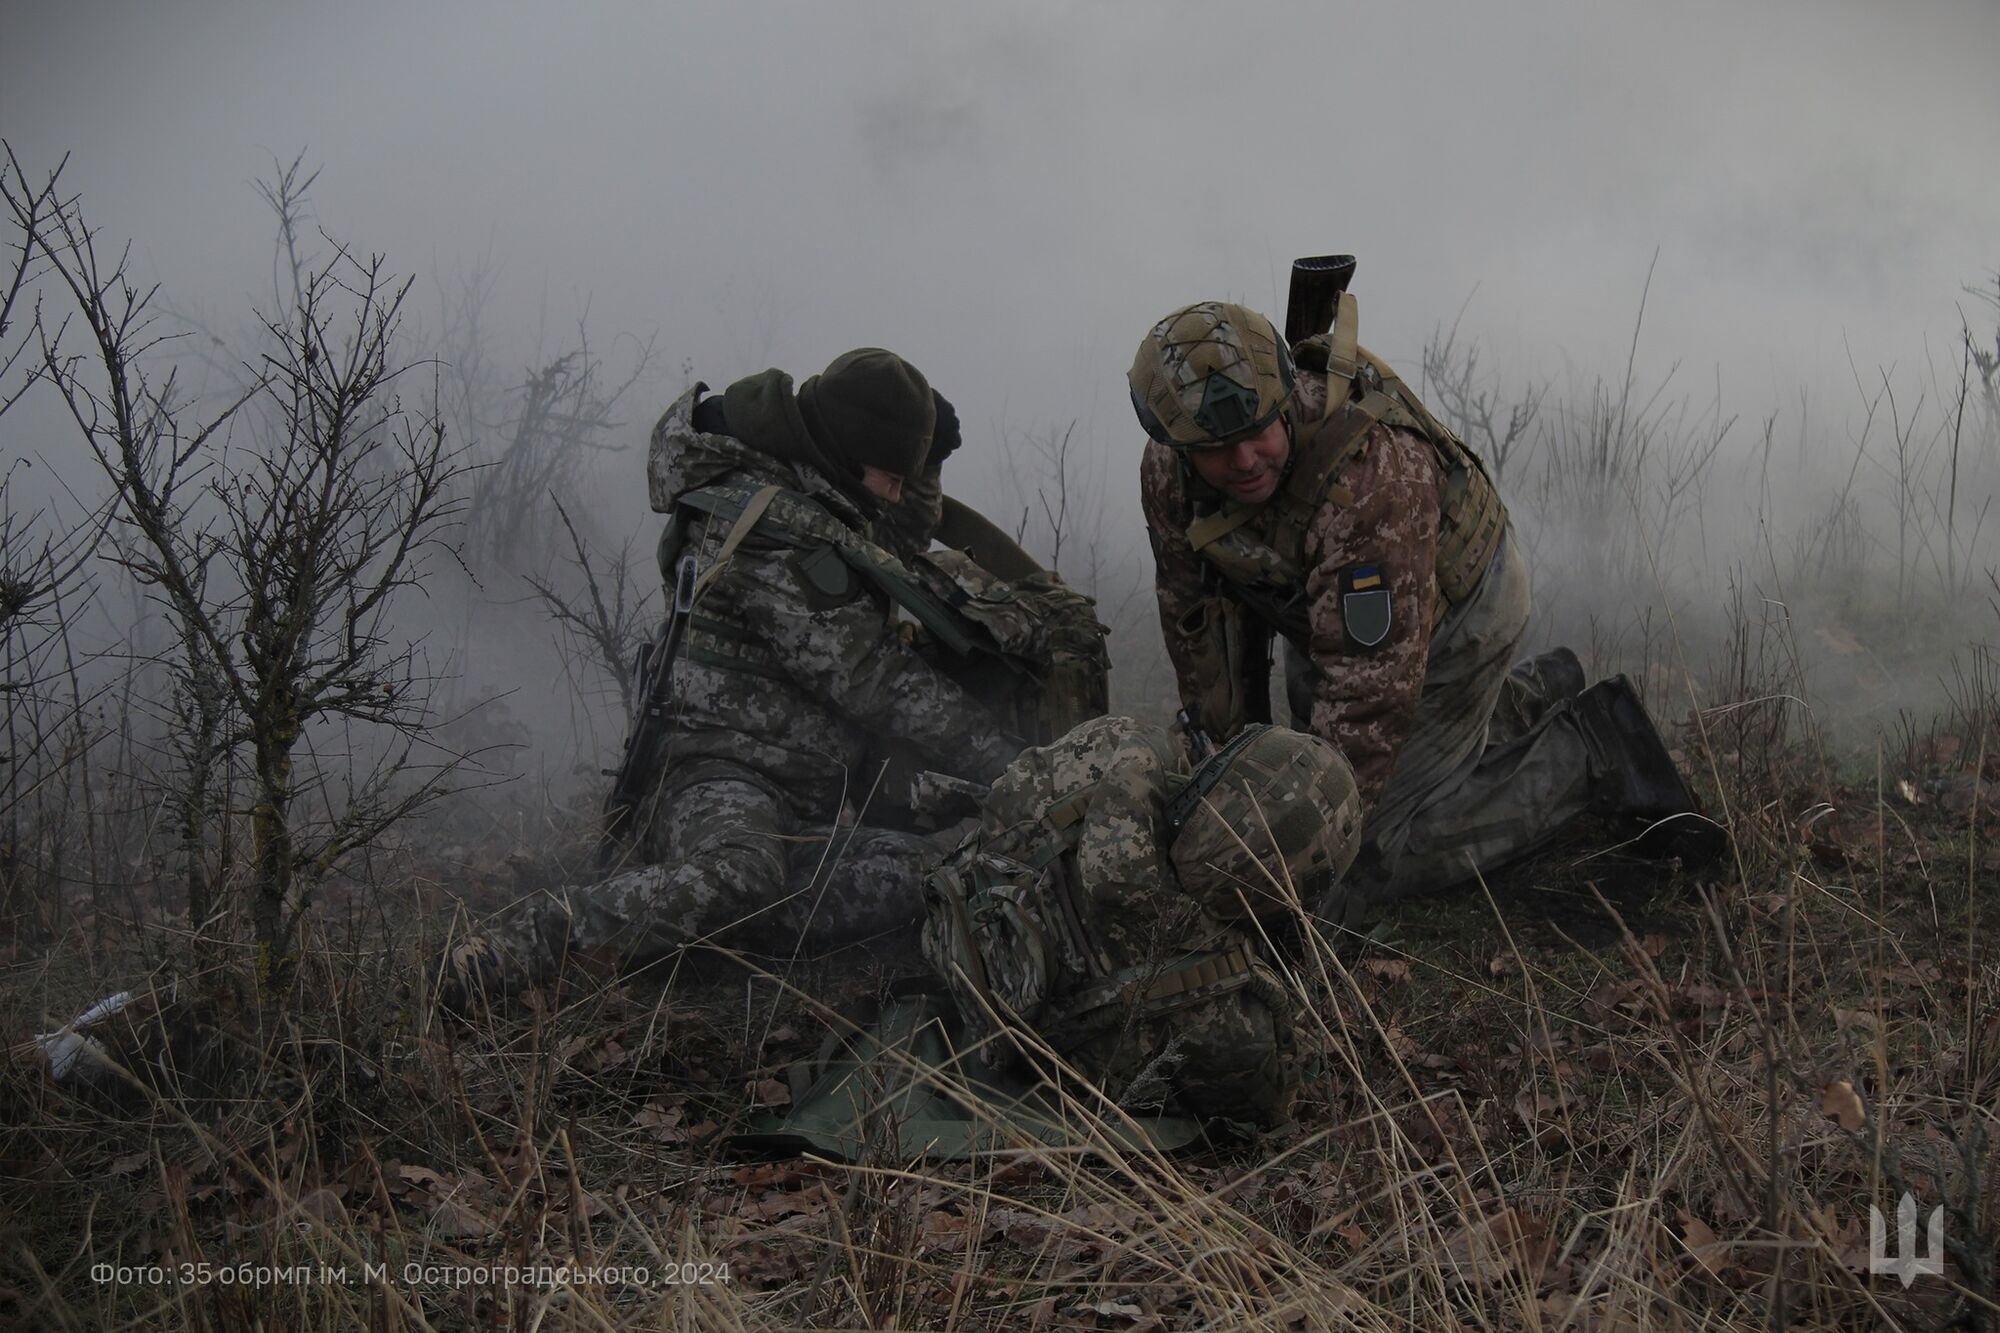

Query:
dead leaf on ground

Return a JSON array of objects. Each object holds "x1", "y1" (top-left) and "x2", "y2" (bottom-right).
[
  {"x1": 1678, "y1": 1210, "x2": 1733, "y2": 1277},
  {"x1": 389, "y1": 1163, "x2": 445, "y2": 1200},
  {"x1": 1363, "y1": 958, "x2": 1411, "y2": 983},
  {"x1": 430, "y1": 1196, "x2": 496, "y2": 1239},
  {"x1": 1439, "y1": 1207, "x2": 1553, "y2": 1286},
  {"x1": 295, "y1": 1187, "x2": 348, "y2": 1224},
  {"x1": 746, "y1": 1077, "x2": 791, "y2": 1107},
  {"x1": 1833, "y1": 1008, "x2": 1880, "y2": 1034},
  {"x1": 633, "y1": 1102, "x2": 686, "y2": 1143},
  {"x1": 920, "y1": 1209, "x2": 971, "y2": 1254},
  {"x1": 1820, "y1": 1079, "x2": 1866, "y2": 1131},
  {"x1": 982, "y1": 1206, "x2": 1056, "y2": 1248}
]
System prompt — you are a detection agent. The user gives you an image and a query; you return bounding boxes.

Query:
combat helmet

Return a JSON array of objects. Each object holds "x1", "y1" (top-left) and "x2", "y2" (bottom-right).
[
  {"x1": 1165, "y1": 724, "x2": 1362, "y2": 919},
  {"x1": 1128, "y1": 302, "x2": 1295, "y2": 448}
]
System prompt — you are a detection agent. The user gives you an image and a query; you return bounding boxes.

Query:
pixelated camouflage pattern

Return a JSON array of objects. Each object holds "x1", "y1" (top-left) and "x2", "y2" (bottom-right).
[
  {"x1": 1142, "y1": 414, "x2": 1446, "y2": 808},
  {"x1": 457, "y1": 765, "x2": 962, "y2": 997},
  {"x1": 1141, "y1": 351, "x2": 1608, "y2": 904},
  {"x1": 921, "y1": 716, "x2": 1302, "y2": 1126},
  {"x1": 1167, "y1": 727, "x2": 1362, "y2": 921},
  {"x1": 443, "y1": 387, "x2": 1030, "y2": 996},
  {"x1": 650, "y1": 386, "x2": 1020, "y2": 816}
]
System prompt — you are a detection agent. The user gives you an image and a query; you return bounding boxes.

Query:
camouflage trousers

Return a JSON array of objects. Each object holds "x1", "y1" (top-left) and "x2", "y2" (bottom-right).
[
  {"x1": 1051, "y1": 957, "x2": 1301, "y2": 1129},
  {"x1": 488, "y1": 762, "x2": 961, "y2": 989},
  {"x1": 1287, "y1": 526, "x2": 1596, "y2": 904}
]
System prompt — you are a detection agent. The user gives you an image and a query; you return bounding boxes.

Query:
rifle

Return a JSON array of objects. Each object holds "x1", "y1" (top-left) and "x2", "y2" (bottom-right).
[
  {"x1": 598, "y1": 552, "x2": 700, "y2": 869},
  {"x1": 1283, "y1": 253, "x2": 1357, "y2": 346}
]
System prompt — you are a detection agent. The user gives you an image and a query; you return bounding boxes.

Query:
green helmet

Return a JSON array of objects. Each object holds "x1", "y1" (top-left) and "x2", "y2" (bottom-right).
[
  {"x1": 1128, "y1": 301, "x2": 1296, "y2": 449},
  {"x1": 1165, "y1": 725, "x2": 1361, "y2": 919}
]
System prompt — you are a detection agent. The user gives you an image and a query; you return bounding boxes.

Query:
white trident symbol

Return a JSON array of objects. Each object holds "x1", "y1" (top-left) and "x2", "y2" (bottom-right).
[{"x1": 1868, "y1": 1194, "x2": 1945, "y2": 1287}]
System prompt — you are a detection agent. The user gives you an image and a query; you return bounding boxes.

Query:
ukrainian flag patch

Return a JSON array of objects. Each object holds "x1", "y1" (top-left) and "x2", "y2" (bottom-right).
[{"x1": 1340, "y1": 562, "x2": 1393, "y2": 650}]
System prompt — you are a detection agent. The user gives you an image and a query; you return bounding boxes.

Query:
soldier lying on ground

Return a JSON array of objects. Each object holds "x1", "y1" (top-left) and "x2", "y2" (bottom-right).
[
  {"x1": 921, "y1": 715, "x2": 1363, "y2": 1130},
  {"x1": 440, "y1": 350, "x2": 1032, "y2": 1011},
  {"x1": 1127, "y1": 278, "x2": 1725, "y2": 917}
]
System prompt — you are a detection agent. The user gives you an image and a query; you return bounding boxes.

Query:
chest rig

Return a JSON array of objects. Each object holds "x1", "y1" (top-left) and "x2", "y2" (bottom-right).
[{"x1": 1181, "y1": 294, "x2": 1507, "y2": 649}]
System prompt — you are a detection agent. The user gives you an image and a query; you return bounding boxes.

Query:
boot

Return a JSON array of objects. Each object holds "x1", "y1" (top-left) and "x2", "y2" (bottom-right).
[
  {"x1": 1573, "y1": 676, "x2": 1728, "y2": 867},
  {"x1": 1491, "y1": 646, "x2": 1589, "y2": 741},
  {"x1": 1518, "y1": 645, "x2": 1587, "y2": 702}
]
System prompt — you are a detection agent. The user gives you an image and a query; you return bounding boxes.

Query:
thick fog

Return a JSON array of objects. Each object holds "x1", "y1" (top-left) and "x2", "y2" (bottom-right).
[{"x1": 5, "y1": 0, "x2": 1999, "y2": 760}]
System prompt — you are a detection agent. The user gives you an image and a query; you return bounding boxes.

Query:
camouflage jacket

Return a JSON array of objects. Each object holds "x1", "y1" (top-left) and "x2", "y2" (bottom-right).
[
  {"x1": 648, "y1": 384, "x2": 1018, "y2": 817},
  {"x1": 951, "y1": 715, "x2": 1241, "y2": 998},
  {"x1": 1140, "y1": 368, "x2": 1447, "y2": 809}
]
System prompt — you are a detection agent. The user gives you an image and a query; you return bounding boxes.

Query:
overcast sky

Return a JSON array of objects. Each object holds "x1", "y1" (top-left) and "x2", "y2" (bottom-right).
[{"x1": 6, "y1": 0, "x2": 1998, "y2": 535}]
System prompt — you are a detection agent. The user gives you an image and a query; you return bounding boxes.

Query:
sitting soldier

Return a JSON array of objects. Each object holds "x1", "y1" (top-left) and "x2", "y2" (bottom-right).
[
  {"x1": 443, "y1": 349, "x2": 1056, "y2": 1011},
  {"x1": 921, "y1": 716, "x2": 1363, "y2": 1130}
]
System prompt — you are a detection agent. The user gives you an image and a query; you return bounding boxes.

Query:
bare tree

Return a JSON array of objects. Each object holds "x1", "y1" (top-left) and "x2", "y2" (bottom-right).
[
  {"x1": 1421, "y1": 302, "x2": 1546, "y2": 486},
  {"x1": 464, "y1": 321, "x2": 659, "y2": 574},
  {"x1": 26, "y1": 168, "x2": 469, "y2": 1006},
  {"x1": 1, "y1": 147, "x2": 114, "y2": 936},
  {"x1": 522, "y1": 494, "x2": 657, "y2": 721}
]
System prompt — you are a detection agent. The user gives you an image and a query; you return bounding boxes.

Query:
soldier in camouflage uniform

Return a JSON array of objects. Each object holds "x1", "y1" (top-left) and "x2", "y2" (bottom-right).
[
  {"x1": 443, "y1": 350, "x2": 1026, "y2": 1009},
  {"x1": 921, "y1": 716, "x2": 1362, "y2": 1129},
  {"x1": 1128, "y1": 299, "x2": 1723, "y2": 912}
]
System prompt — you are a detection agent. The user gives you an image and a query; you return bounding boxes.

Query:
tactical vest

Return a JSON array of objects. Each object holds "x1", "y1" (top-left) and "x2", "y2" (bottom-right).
[
  {"x1": 672, "y1": 478, "x2": 1110, "y2": 744},
  {"x1": 919, "y1": 773, "x2": 1279, "y2": 1081},
  {"x1": 1182, "y1": 294, "x2": 1507, "y2": 650}
]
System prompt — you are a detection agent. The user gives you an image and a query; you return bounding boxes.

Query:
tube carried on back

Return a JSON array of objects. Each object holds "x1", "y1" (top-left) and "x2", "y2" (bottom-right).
[{"x1": 1283, "y1": 254, "x2": 1358, "y2": 346}]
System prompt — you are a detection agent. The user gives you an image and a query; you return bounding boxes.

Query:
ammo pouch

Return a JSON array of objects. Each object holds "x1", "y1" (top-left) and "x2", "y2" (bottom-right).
[{"x1": 1174, "y1": 595, "x2": 1271, "y2": 739}]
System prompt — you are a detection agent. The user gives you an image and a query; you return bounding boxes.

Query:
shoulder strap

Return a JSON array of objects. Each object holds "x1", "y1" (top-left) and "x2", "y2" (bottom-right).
[
  {"x1": 680, "y1": 480, "x2": 983, "y2": 658},
  {"x1": 689, "y1": 484, "x2": 780, "y2": 600}
]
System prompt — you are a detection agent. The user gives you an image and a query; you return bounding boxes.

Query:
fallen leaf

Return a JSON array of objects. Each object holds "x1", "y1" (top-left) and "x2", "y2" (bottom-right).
[
  {"x1": 983, "y1": 1206, "x2": 1055, "y2": 1247},
  {"x1": 1678, "y1": 1210, "x2": 1732, "y2": 1276},
  {"x1": 1440, "y1": 1207, "x2": 1551, "y2": 1286},
  {"x1": 295, "y1": 1187, "x2": 348, "y2": 1224},
  {"x1": 430, "y1": 1197, "x2": 496, "y2": 1239},
  {"x1": 920, "y1": 1209, "x2": 970, "y2": 1254},
  {"x1": 1820, "y1": 1079, "x2": 1866, "y2": 1131},
  {"x1": 1832, "y1": 1008, "x2": 1879, "y2": 1034},
  {"x1": 1363, "y1": 959, "x2": 1411, "y2": 983},
  {"x1": 747, "y1": 1077, "x2": 791, "y2": 1107}
]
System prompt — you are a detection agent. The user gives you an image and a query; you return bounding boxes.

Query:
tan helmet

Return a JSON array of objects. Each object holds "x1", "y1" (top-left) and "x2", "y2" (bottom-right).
[
  {"x1": 1128, "y1": 301, "x2": 1296, "y2": 449},
  {"x1": 1165, "y1": 725, "x2": 1361, "y2": 919}
]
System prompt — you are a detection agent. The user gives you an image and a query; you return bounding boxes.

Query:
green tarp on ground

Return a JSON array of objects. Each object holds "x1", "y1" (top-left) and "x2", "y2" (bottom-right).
[{"x1": 726, "y1": 991, "x2": 1211, "y2": 1162}]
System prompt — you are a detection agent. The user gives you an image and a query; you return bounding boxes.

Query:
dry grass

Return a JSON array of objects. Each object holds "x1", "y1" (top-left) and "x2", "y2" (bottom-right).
[
  {"x1": 3, "y1": 247, "x2": 1997, "y2": 1328},
  {"x1": 2, "y1": 667, "x2": 1995, "y2": 1331}
]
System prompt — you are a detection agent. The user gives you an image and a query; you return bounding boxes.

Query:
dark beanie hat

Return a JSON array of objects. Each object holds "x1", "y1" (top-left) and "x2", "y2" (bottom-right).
[
  {"x1": 796, "y1": 348, "x2": 935, "y2": 478},
  {"x1": 928, "y1": 390, "x2": 962, "y2": 467}
]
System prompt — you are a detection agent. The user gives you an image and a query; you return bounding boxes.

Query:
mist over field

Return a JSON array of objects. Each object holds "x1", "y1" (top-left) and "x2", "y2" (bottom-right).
[
  {"x1": 8, "y1": 6, "x2": 2000, "y2": 1328},
  {"x1": 7, "y1": 1, "x2": 1998, "y2": 769}
]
